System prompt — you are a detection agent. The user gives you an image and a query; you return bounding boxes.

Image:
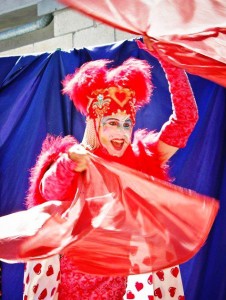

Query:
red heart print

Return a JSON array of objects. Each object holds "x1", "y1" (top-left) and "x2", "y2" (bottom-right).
[
  {"x1": 154, "y1": 287, "x2": 162, "y2": 299},
  {"x1": 115, "y1": 91, "x2": 126, "y2": 101},
  {"x1": 178, "y1": 296, "x2": 185, "y2": 300},
  {"x1": 46, "y1": 265, "x2": 54, "y2": 276},
  {"x1": 26, "y1": 274, "x2": 30, "y2": 284},
  {"x1": 171, "y1": 267, "x2": 179, "y2": 278},
  {"x1": 51, "y1": 287, "x2": 56, "y2": 296},
  {"x1": 33, "y1": 263, "x2": 42, "y2": 275},
  {"x1": 148, "y1": 297, "x2": 154, "y2": 300},
  {"x1": 24, "y1": 296, "x2": 28, "y2": 300},
  {"x1": 149, "y1": 255, "x2": 158, "y2": 264},
  {"x1": 147, "y1": 274, "x2": 153, "y2": 285},
  {"x1": 169, "y1": 287, "x2": 176, "y2": 297},
  {"x1": 156, "y1": 270, "x2": 164, "y2": 281},
  {"x1": 38, "y1": 288, "x2": 47, "y2": 299},
  {"x1": 143, "y1": 256, "x2": 151, "y2": 266},
  {"x1": 130, "y1": 246, "x2": 138, "y2": 256},
  {"x1": 135, "y1": 281, "x2": 144, "y2": 291},
  {"x1": 33, "y1": 284, "x2": 39, "y2": 294},
  {"x1": 57, "y1": 271, "x2": 61, "y2": 281},
  {"x1": 126, "y1": 291, "x2": 135, "y2": 299},
  {"x1": 131, "y1": 264, "x2": 140, "y2": 273}
]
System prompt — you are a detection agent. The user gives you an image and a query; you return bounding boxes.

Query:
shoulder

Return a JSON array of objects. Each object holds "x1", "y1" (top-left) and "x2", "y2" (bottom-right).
[
  {"x1": 132, "y1": 129, "x2": 159, "y2": 153},
  {"x1": 26, "y1": 134, "x2": 78, "y2": 208},
  {"x1": 132, "y1": 129, "x2": 170, "y2": 180},
  {"x1": 40, "y1": 134, "x2": 78, "y2": 155}
]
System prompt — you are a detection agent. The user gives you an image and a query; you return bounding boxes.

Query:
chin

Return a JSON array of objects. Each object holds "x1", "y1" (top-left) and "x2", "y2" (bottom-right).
[
  {"x1": 103, "y1": 144, "x2": 128, "y2": 157},
  {"x1": 111, "y1": 153, "x2": 123, "y2": 157},
  {"x1": 110, "y1": 149, "x2": 126, "y2": 157}
]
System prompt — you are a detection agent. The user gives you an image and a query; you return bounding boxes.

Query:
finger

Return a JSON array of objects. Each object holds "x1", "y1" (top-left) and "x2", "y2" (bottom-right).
[
  {"x1": 68, "y1": 152, "x2": 88, "y2": 162},
  {"x1": 69, "y1": 144, "x2": 88, "y2": 155},
  {"x1": 73, "y1": 157, "x2": 90, "y2": 172},
  {"x1": 74, "y1": 162, "x2": 88, "y2": 172}
]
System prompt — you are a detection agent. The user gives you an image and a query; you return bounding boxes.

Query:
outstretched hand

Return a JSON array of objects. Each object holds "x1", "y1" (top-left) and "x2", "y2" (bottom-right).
[
  {"x1": 68, "y1": 144, "x2": 90, "y2": 172},
  {"x1": 142, "y1": 35, "x2": 158, "y2": 51},
  {"x1": 137, "y1": 36, "x2": 159, "y2": 59}
]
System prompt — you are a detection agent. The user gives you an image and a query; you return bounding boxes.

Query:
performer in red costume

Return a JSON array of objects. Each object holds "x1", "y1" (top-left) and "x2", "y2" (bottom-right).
[{"x1": 22, "y1": 38, "x2": 199, "y2": 300}]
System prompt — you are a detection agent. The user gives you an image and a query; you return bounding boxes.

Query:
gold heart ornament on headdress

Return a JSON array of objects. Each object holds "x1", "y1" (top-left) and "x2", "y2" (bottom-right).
[{"x1": 87, "y1": 87, "x2": 135, "y2": 119}]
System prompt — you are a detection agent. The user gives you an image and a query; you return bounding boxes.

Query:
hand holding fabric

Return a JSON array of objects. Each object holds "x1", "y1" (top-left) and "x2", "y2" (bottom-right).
[
  {"x1": 0, "y1": 154, "x2": 219, "y2": 276},
  {"x1": 68, "y1": 144, "x2": 91, "y2": 172}
]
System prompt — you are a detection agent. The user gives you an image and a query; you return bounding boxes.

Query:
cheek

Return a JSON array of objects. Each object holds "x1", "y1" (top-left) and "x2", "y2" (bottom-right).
[
  {"x1": 101, "y1": 127, "x2": 114, "y2": 139},
  {"x1": 99, "y1": 127, "x2": 112, "y2": 145},
  {"x1": 125, "y1": 130, "x2": 132, "y2": 140},
  {"x1": 100, "y1": 135, "x2": 110, "y2": 145},
  {"x1": 122, "y1": 129, "x2": 132, "y2": 143}
]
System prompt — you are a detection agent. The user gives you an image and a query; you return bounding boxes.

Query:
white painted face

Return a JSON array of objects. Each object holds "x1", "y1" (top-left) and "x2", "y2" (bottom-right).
[{"x1": 98, "y1": 113, "x2": 133, "y2": 157}]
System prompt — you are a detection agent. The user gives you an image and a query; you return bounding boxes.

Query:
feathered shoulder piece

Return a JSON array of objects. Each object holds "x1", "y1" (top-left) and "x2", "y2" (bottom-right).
[
  {"x1": 132, "y1": 129, "x2": 170, "y2": 181},
  {"x1": 26, "y1": 135, "x2": 77, "y2": 208}
]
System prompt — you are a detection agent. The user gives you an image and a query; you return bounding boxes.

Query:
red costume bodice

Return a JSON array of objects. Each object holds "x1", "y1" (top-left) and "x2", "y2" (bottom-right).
[{"x1": 25, "y1": 131, "x2": 168, "y2": 300}]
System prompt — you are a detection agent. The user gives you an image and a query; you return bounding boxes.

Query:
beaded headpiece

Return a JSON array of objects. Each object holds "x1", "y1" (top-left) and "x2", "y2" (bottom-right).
[{"x1": 62, "y1": 58, "x2": 153, "y2": 124}]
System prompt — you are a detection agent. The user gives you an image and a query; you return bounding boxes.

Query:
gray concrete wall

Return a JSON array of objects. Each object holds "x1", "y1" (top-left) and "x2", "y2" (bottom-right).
[{"x1": 0, "y1": 0, "x2": 139, "y2": 56}]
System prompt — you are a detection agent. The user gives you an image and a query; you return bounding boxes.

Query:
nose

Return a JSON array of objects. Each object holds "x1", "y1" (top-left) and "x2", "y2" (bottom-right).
[
  {"x1": 116, "y1": 126, "x2": 131, "y2": 140},
  {"x1": 117, "y1": 124, "x2": 127, "y2": 133}
]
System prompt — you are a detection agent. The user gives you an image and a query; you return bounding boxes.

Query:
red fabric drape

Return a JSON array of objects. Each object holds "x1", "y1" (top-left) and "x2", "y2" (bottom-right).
[
  {"x1": 59, "y1": 0, "x2": 226, "y2": 87},
  {"x1": 0, "y1": 155, "x2": 219, "y2": 276}
]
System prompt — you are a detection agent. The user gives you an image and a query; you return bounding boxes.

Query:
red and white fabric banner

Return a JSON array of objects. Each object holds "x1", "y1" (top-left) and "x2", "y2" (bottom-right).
[
  {"x1": 0, "y1": 155, "x2": 219, "y2": 276},
  {"x1": 59, "y1": 0, "x2": 226, "y2": 87}
]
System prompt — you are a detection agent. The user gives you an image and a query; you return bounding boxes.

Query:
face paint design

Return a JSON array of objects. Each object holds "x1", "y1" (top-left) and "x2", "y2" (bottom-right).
[{"x1": 98, "y1": 113, "x2": 133, "y2": 157}]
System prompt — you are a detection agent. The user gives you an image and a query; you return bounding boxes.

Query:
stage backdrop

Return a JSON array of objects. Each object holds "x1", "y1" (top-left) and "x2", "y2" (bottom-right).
[{"x1": 0, "y1": 39, "x2": 225, "y2": 300}]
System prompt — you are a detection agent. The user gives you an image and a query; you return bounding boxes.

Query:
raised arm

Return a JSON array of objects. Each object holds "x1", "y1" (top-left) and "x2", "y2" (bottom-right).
[{"x1": 139, "y1": 37, "x2": 199, "y2": 163}]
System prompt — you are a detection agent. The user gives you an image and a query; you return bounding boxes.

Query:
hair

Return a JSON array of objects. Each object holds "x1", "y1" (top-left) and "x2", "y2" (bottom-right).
[{"x1": 62, "y1": 58, "x2": 153, "y2": 116}]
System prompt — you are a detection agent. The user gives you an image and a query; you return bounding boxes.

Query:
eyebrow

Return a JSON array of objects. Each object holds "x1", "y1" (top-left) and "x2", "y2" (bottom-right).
[{"x1": 104, "y1": 117, "x2": 132, "y2": 123}]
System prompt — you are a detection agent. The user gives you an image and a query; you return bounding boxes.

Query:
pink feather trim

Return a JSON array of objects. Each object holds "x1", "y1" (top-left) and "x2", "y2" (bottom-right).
[
  {"x1": 26, "y1": 135, "x2": 77, "y2": 208},
  {"x1": 62, "y1": 58, "x2": 153, "y2": 116}
]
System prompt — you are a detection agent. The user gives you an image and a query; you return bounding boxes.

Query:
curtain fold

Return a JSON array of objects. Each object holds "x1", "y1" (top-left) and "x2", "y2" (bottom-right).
[{"x1": 0, "y1": 40, "x2": 225, "y2": 299}]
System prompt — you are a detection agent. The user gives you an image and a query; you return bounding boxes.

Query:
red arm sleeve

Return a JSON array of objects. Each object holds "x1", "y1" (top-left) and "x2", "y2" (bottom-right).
[
  {"x1": 157, "y1": 57, "x2": 199, "y2": 148},
  {"x1": 137, "y1": 39, "x2": 199, "y2": 148},
  {"x1": 40, "y1": 153, "x2": 78, "y2": 201},
  {"x1": 26, "y1": 135, "x2": 79, "y2": 208}
]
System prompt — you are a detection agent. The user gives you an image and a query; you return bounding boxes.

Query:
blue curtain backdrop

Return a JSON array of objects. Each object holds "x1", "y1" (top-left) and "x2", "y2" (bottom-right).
[{"x1": 0, "y1": 39, "x2": 225, "y2": 300}]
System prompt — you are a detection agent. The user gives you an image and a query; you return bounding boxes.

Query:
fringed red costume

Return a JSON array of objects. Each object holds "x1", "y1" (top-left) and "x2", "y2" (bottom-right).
[
  {"x1": 24, "y1": 131, "x2": 169, "y2": 299},
  {"x1": 21, "y1": 47, "x2": 202, "y2": 300},
  {"x1": 0, "y1": 48, "x2": 217, "y2": 299}
]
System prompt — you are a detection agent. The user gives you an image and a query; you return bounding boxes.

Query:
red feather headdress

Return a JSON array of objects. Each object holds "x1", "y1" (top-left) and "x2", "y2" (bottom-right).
[{"x1": 62, "y1": 58, "x2": 153, "y2": 123}]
